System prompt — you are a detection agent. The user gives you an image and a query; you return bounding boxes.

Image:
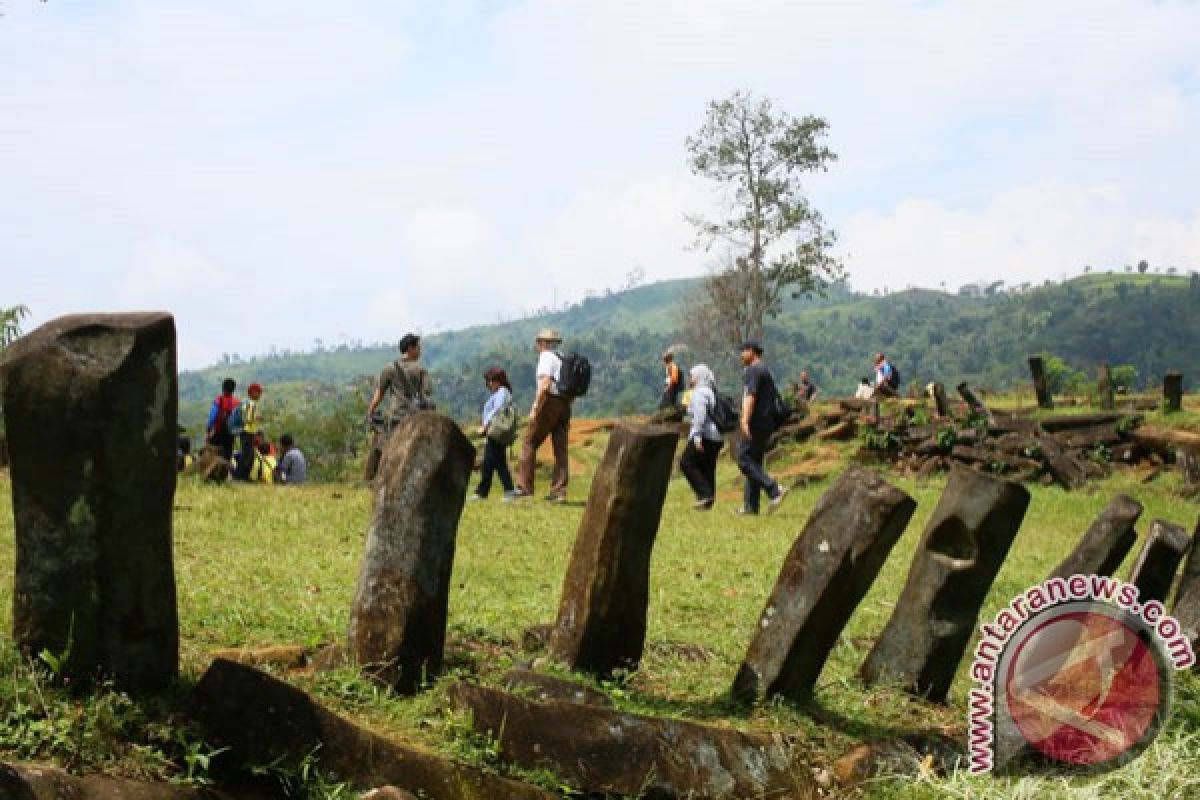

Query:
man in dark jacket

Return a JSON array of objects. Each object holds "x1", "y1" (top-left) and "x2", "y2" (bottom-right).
[{"x1": 736, "y1": 341, "x2": 788, "y2": 515}]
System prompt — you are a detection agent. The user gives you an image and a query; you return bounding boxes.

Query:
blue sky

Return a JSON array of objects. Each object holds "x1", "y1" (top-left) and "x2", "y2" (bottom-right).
[{"x1": 3, "y1": 0, "x2": 1198, "y2": 368}]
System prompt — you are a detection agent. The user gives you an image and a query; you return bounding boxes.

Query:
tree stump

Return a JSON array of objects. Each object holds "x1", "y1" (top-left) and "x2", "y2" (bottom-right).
[
  {"x1": 348, "y1": 413, "x2": 475, "y2": 694},
  {"x1": 732, "y1": 468, "x2": 916, "y2": 703},
  {"x1": 0, "y1": 313, "x2": 179, "y2": 692},
  {"x1": 1028, "y1": 356, "x2": 1053, "y2": 410},
  {"x1": 1048, "y1": 495, "x2": 1142, "y2": 579},
  {"x1": 1164, "y1": 371, "x2": 1183, "y2": 413},
  {"x1": 1129, "y1": 520, "x2": 1190, "y2": 604},
  {"x1": 861, "y1": 465, "x2": 1030, "y2": 702},
  {"x1": 549, "y1": 423, "x2": 678, "y2": 676}
]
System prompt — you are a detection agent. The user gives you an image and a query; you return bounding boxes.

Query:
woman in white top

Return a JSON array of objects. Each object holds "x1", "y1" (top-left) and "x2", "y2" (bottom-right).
[
  {"x1": 679, "y1": 364, "x2": 724, "y2": 510},
  {"x1": 472, "y1": 367, "x2": 517, "y2": 500}
]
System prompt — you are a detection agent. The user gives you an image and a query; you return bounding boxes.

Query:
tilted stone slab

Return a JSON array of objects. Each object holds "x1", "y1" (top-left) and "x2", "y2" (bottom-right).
[
  {"x1": 861, "y1": 465, "x2": 1030, "y2": 702},
  {"x1": 1048, "y1": 494, "x2": 1142, "y2": 580},
  {"x1": 1, "y1": 762, "x2": 231, "y2": 799},
  {"x1": 448, "y1": 682, "x2": 814, "y2": 799},
  {"x1": 192, "y1": 659, "x2": 554, "y2": 800},
  {"x1": 1, "y1": 313, "x2": 178, "y2": 692},
  {"x1": 549, "y1": 423, "x2": 678, "y2": 676},
  {"x1": 732, "y1": 467, "x2": 916, "y2": 703},
  {"x1": 1129, "y1": 519, "x2": 1190, "y2": 604},
  {"x1": 348, "y1": 413, "x2": 474, "y2": 694},
  {"x1": 1171, "y1": 522, "x2": 1200, "y2": 664}
]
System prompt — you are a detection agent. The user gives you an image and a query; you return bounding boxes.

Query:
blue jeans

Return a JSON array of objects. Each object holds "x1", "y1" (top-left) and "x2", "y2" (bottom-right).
[
  {"x1": 736, "y1": 432, "x2": 779, "y2": 513},
  {"x1": 476, "y1": 438, "x2": 514, "y2": 497}
]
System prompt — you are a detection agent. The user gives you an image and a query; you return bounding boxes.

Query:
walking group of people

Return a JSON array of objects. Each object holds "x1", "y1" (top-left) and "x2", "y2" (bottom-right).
[{"x1": 194, "y1": 378, "x2": 308, "y2": 485}]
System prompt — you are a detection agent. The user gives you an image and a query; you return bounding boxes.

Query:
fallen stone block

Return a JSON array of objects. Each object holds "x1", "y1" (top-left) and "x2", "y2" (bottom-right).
[
  {"x1": 732, "y1": 468, "x2": 916, "y2": 703},
  {"x1": 192, "y1": 659, "x2": 554, "y2": 800},
  {"x1": 210, "y1": 645, "x2": 310, "y2": 670},
  {"x1": 348, "y1": 413, "x2": 475, "y2": 693},
  {"x1": 1130, "y1": 520, "x2": 1191, "y2": 603},
  {"x1": 1, "y1": 312, "x2": 179, "y2": 692},
  {"x1": 861, "y1": 466, "x2": 1030, "y2": 702},
  {"x1": 0, "y1": 762, "x2": 230, "y2": 799},
  {"x1": 447, "y1": 683, "x2": 813, "y2": 799},
  {"x1": 815, "y1": 419, "x2": 857, "y2": 441},
  {"x1": 501, "y1": 668, "x2": 613, "y2": 706},
  {"x1": 1038, "y1": 413, "x2": 1126, "y2": 432},
  {"x1": 362, "y1": 789, "x2": 418, "y2": 800},
  {"x1": 549, "y1": 423, "x2": 678, "y2": 676},
  {"x1": 1037, "y1": 435, "x2": 1087, "y2": 490},
  {"x1": 1048, "y1": 495, "x2": 1142, "y2": 580},
  {"x1": 832, "y1": 735, "x2": 962, "y2": 786}
]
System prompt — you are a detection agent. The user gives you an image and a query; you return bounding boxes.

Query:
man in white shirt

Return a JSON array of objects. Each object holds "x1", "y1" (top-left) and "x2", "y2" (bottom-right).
[{"x1": 515, "y1": 328, "x2": 572, "y2": 501}]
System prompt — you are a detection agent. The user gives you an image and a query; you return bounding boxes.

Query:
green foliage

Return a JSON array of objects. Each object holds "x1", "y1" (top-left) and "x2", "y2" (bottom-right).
[
  {"x1": 1038, "y1": 353, "x2": 1088, "y2": 394},
  {"x1": 862, "y1": 427, "x2": 899, "y2": 451},
  {"x1": 1111, "y1": 363, "x2": 1139, "y2": 390},
  {"x1": 935, "y1": 427, "x2": 957, "y2": 452},
  {"x1": 0, "y1": 304, "x2": 29, "y2": 350}
]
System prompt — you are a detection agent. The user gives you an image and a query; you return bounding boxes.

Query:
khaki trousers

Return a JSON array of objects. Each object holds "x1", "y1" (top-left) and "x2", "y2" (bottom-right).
[{"x1": 518, "y1": 394, "x2": 571, "y2": 496}]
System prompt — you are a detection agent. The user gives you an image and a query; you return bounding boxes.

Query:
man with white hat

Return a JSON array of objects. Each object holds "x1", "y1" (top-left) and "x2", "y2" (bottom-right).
[{"x1": 515, "y1": 328, "x2": 571, "y2": 502}]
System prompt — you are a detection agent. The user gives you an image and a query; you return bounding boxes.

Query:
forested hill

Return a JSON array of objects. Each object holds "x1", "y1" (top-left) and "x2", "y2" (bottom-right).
[{"x1": 179, "y1": 272, "x2": 1200, "y2": 426}]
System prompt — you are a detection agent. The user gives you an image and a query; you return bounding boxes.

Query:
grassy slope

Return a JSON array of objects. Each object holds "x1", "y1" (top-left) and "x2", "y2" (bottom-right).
[{"x1": 2, "y1": 400, "x2": 1199, "y2": 797}]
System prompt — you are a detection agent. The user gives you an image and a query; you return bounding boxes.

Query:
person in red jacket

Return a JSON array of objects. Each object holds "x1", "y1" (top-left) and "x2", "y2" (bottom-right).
[{"x1": 205, "y1": 378, "x2": 240, "y2": 462}]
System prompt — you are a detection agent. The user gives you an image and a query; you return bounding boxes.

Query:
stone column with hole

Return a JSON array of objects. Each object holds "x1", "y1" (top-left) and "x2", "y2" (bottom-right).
[
  {"x1": 1129, "y1": 520, "x2": 1190, "y2": 604},
  {"x1": 1028, "y1": 356, "x2": 1053, "y2": 410},
  {"x1": 549, "y1": 423, "x2": 678, "y2": 676},
  {"x1": 861, "y1": 465, "x2": 1030, "y2": 702},
  {"x1": 1, "y1": 313, "x2": 179, "y2": 692},
  {"x1": 731, "y1": 468, "x2": 916, "y2": 704},
  {"x1": 1048, "y1": 494, "x2": 1142, "y2": 580},
  {"x1": 348, "y1": 413, "x2": 475, "y2": 694}
]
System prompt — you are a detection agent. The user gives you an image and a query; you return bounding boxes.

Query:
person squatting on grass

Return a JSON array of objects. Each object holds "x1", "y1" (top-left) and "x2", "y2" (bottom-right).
[
  {"x1": 274, "y1": 433, "x2": 307, "y2": 485},
  {"x1": 737, "y1": 341, "x2": 788, "y2": 515},
  {"x1": 471, "y1": 367, "x2": 517, "y2": 501},
  {"x1": 515, "y1": 328, "x2": 572, "y2": 502},
  {"x1": 679, "y1": 364, "x2": 723, "y2": 510}
]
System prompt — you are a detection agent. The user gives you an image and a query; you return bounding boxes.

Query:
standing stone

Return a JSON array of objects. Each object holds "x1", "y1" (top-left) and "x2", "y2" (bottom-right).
[
  {"x1": 1028, "y1": 356, "x2": 1054, "y2": 409},
  {"x1": 861, "y1": 465, "x2": 1030, "y2": 702},
  {"x1": 1164, "y1": 371, "x2": 1184, "y2": 413},
  {"x1": 1048, "y1": 495, "x2": 1142, "y2": 580},
  {"x1": 1170, "y1": 523, "x2": 1200, "y2": 662},
  {"x1": 1129, "y1": 520, "x2": 1190, "y2": 604},
  {"x1": 348, "y1": 413, "x2": 474, "y2": 693},
  {"x1": 956, "y1": 382, "x2": 994, "y2": 424},
  {"x1": 1179, "y1": 448, "x2": 1200, "y2": 485},
  {"x1": 732, "y1": 468, "x2": 916, "y2": 704},
  {"x1": 549, "y1": 423, "x2": 678, "y2": 676},
  {"x1": 1097, "y1": 363, "x2": 1115, "y2": 410},
  {"x1": 928, "y1": 382, "x2": 951, "y2": 418},
  {"x1": 0, "y1": 313, "x2": 179, "y2": 692}
]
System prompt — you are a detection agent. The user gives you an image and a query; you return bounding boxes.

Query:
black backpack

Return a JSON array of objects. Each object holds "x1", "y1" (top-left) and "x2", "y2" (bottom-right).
[
  {"x1": 711, "y1": 391, "x2": 740, "y2": 433},
  {"x1": 555, "y1": 352, "x2": 592, "y2": 398},
  {"x1": 888, "y1": 365, "x2": 901, "y2": 390}
]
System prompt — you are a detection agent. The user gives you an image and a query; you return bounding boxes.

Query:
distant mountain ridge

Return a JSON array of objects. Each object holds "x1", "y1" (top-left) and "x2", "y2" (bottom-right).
[{"x1": 179, "y1": 272, "x2": 1200, "y2": 427}]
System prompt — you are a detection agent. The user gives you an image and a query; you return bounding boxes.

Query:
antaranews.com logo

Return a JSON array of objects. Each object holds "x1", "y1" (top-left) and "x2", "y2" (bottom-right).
[{"x1": 968, "y1": 574, "x2": 1196, "y2": 774}]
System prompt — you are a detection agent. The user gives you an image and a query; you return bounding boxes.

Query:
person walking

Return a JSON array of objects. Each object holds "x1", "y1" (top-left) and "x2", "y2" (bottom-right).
[
  {"x1": 679, "y1": 364, "x2": 723, "y2": 510},
  {"x1": 515, "y1": 328, "x2": 572, "y2": 502},
  {"x1": 736, "y1": 341, "x2": 788, "y2": 515},
  {"x1": 364, "y1": 333, "x2": 433, "y2": 480},
  {"x1": 205, "y1": 378, "x2": 240, "y2": 462},
  {"x1": 234, "y1": 382, "x2": 264, "y2": 481},
  {"x1": 471, "y1": 367, "x2": 518, "y2": 501},
  {"x1": 659, "y1": 350, "x2": 684, "y2": 409},
  {"x1": 795, "y1": 370, "x2": 819, "y2": 402}
]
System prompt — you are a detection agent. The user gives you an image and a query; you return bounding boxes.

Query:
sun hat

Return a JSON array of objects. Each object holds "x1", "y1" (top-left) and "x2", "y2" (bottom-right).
[{"x1": 535, "y1": 327, "x2": 563, "y2": 343}]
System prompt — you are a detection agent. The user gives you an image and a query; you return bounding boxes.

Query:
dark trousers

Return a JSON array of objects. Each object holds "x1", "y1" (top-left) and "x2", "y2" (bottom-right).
[
  {"x1": 210, "y1": 431, "x2": 234, "y2": 462},
  {"x1": 680, "y1": 438, "x2": 723, "y2": 500},
  {"x1": 234, "y1": 432, "x2": 256, "y2": 480},
  {"x1": 736, "y1": 432, "x2": 779, "y2": 513},
  {"x1": 476, "y1": 438, "x2": 514, "y2": 497}
]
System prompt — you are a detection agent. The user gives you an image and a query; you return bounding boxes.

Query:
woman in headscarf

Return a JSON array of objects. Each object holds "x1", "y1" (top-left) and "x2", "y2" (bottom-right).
[{"x1": 679, "y1": 364, "x2": 723, "y2": 510}]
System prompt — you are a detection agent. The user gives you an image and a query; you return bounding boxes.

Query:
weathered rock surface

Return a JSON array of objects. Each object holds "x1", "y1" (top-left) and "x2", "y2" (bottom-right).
[
  {"x1": 549, "y1": 423, "x2": 678, "y2": 676},
  {"x1": 832, "y1": 735, "x2": 962, "y2": 786},
  {"x1": 1038, "y1": 435, "x2": 1087, "y2": 490},
  {"x1": 0, "y1": 762, "x2": 230, "y2": 799},
  {"x1": 0, "y1": 312, "x2": 179, "y2": 692},
  {"x1": 448, "y1": 683, "x2": 814, "y2": 799},
  {"x1": 1130, "y1": 520, "x2": 1191, "y2": 603},
  {"x1": 348, "y1": 413, "x2": 475, "y2": 693},
  {"x1": 501, "y1": 668, "x2": 613, "y2": 706},
  {"x1": 861, "y1": 466, "x2": 1030, "y2": 702},
  {"x1": 362, "y1": 789, "x2": 418, "y2": 800},
  {"x1": 732, "y1": 468, "x2": 916, "y2": 703},
  {"x1": 192, "y1": 659, "x2": 554, "y2": 800},
  {"x1": 1171, "y1": 523, "x2": 1200, "y2": 662},
  {"x1": 1048, "y1": 494, "x2": 1142, "y2": 579}
]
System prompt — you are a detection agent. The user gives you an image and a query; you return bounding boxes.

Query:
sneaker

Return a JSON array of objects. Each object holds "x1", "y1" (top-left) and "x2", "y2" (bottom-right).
[
  {"x1": 735, "y1": 506, "x2": 759, "y2": 516},
  {"x1": 768, "y1": 486, "x2": 789, "y2": 514},
  {"x1": 544, "y1": 492, "x2": 567, "y2": 504},
  {"x1": 502, "y1": 490, "x2": 519, "y2": 503},
  {"x1": 509, "y1": 489, "x2": 532, "y2": 500},
  {"x1": 693, "y1": 498, "x2": 714, "y2": 511},
  {"x1": 467, "y1": 493, "x2": 486, "y2": 502}
]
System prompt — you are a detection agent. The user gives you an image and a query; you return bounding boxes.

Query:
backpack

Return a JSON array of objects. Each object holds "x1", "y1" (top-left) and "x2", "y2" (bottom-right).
[
  {"x1": 213, "y1": 395, "x2": 241, "y2": 437},
  {"x1": 487, "y1": 400, "x2": 520, "y2": 447},
  {"x1": 887, "y1": 364, "x2": 901, "y2": 390},
  {"x1": 711, "y1": 391, "x2": 740, "y2": 433},
  {"x1": 771, "y1": 394, "x2": 794, "y2": 428},
  {"x1": 226, "y1": 402, "x2": 245, "y2": 436},
  {"x1": 555, "y1": 352, "x2": 592, "y2": 398}
]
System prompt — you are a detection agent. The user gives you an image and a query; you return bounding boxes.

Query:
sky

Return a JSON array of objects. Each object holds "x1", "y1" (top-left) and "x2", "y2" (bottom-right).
[{"x1": 2, "y1": 0, "x2": 1199, "y2": 369}]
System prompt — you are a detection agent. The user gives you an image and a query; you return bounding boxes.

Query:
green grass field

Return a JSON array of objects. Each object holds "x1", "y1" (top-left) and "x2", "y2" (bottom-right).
[{"x1": 1, "y1": 420, "x2": 1198, "y2": 798}]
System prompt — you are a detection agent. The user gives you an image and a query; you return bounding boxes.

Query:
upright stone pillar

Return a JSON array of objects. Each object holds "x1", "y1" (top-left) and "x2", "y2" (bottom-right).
[
  {"x1": 956, "y1": 382, "x2": 994, "y2": 424},
  {"x1": 861, "y1": 465, "x2": 1030, "y2": 702},
  {"x1": 549, "y1": 423, "x2": 678, "y2": 676},
  {"x1": 1028, "y1": 356, "x2": 1053, "y2": 410},
  {"x1": 1, "y1": 313, "x2": 179, "y2": 691},
  {"x1": 1129, "y1": 520, "x2": 1190, "y2": 604},
  {"x1": 1097, "y1": 363, "x2": 1115, "y2": 410},
  {"x1": 1170, "y1": 523, "x2": 1199, "y2": 662},
  {"x1": 732, "y1": 468, "x2": 916, "y2": 703},
  {"x1": 1163, "y1": 372, "x2": 1184, "y2": 413},
  {"x1": 1048, "y1": 494, "x2": 1141, "y2": 580},
  {"x1": 928, "y1": 382, "x2": 951, "y2": 418},
  {"x1": 348, "y1": 413, "x2": 475, "y2": 693}
]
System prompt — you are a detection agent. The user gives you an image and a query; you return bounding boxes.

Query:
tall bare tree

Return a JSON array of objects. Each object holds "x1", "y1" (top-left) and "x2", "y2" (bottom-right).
[{"x1": 686, "y1": 90, "x2": 842, "y2": 346}]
